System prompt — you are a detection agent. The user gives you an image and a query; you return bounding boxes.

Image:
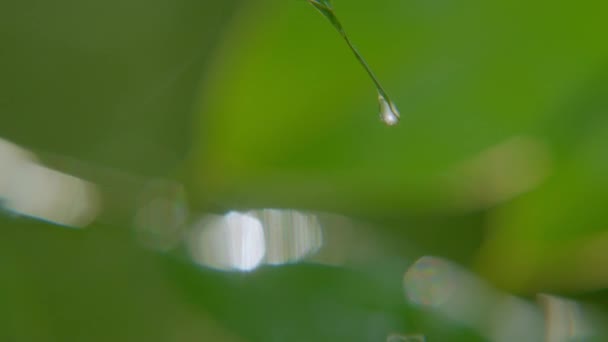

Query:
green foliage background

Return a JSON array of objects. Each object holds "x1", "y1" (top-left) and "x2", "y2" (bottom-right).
[{"x1": 2, "y1": 0, "x2": 608, "y2": 340}]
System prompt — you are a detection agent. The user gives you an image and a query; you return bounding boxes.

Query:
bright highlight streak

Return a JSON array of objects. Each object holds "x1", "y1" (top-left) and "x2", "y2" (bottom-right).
[
  {"x1": 185, "y1": 209, "x2": 325, "y2": 272},
  {"x1": 404, "y1": 256, "x2": 545, "y2": 342},
  {"x1": 0, "y1": 138, "x2": 100, "y2": 227},
  {"x1": 252, "y1": 209, "x2": 323, "y2": 265},
  {"x1": 0, "y1": 139, "x2": 38, "y2": 195},
  {"x1": 188, "y1": 212, "x2": 266, "y2": 272},
  {"x1": 538, "y1": 294, "x2": 595, "y2": 342}
]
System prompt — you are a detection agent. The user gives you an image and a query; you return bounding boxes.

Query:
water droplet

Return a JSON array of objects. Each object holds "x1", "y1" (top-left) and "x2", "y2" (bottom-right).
[
  {"x1": 308, "y1": 0, "x2": 400, "y2": 126},
  {"x1": 379, "y1": 93, "x2": 400, "y2": 126}
]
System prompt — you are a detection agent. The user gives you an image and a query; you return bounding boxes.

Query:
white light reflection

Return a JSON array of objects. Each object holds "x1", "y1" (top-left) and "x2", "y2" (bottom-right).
[
  {"x1": 187, "y1": 212, "x2": 266, "y2": 272},
  {"x1": 0, "y1": 139, "x2": 38, "y2": 194},
  {"x1": 488, "y1": 295, "x2": 545, "y2": 342},
  {"x1": 538, "y1": 294, "x2": 595, "y2": 342},
  {"x1": 403, "y1": 256, "x2": 458, "y2": 308},
  {"x1": 251, "y1": 209, "x2": 323, "y2": 265},
  {"x1": 0, "y1": 138, "x2": 100, "y2": 227},
  {"x1": 186, "y1": 209, "x2": 325, "y2": 272},
  {"x1": 404, "y1": 256, "x2": 544, "y2": 342}
]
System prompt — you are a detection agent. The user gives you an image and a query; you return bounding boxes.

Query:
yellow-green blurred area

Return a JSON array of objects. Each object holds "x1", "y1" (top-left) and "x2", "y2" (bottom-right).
[{"x1": 2, "y1": 0, "x2": 608, "y2": 340}]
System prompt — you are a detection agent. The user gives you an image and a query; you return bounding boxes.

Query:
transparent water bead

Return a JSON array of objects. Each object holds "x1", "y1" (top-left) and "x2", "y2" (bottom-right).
[
  {"x1": 307, "y1": 0, "x2": 400, "y2": 126},
  {"x1": 379, "y1": 93, "x2": 400, "y2": 126}
]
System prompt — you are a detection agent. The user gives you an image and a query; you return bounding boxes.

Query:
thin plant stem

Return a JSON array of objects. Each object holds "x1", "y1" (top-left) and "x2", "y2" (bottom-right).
[{"x1": 307, "y1": 0, "x2": 392, "y2": 101}]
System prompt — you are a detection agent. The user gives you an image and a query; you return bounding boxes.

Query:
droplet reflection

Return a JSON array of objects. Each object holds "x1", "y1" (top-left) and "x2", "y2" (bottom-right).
[
  {"x1": 404, "y1": 256, "x2": 546, "y2": 342},
  {"x1": 188, "y1": 212, "x2": 266, "y2": 272},
  {"x1": 538, "y1": 294, "x2": 595, "y2": 341},
  {"x1": 403, "y1": 256, "x2": 456, "y2": 307},
  {"x1": 0, "y1": 138, "x2": 100, "y2": 227},
  {"x1": 186, "y1": 209, "x2": 324, "y2": 272},
  {"x1": 307, "y1": 0, "x2": 401, "y2": 126},
  {"x1": 0, "y1": 139, "x2": 38, "y2": 194},
  {"x1": 251, "y1": 209, "x2": 323, "y2": 265},
  {"x1": 488, "y1": 296, "x2": 545, "y2": 342},
  {"x1": 378, "y1": 93, "x2": 400, "y2": 126}
]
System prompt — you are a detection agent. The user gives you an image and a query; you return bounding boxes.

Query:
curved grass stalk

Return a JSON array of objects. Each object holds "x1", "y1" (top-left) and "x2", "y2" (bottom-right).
[{"x1": 307, "y1": 0, "x2": 400, "y2": 126}]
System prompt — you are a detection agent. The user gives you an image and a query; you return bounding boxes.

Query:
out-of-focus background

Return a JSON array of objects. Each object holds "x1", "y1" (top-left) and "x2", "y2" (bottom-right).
[{"x1": 2, "y1": 0, "x2": 608, "y2": 340}]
